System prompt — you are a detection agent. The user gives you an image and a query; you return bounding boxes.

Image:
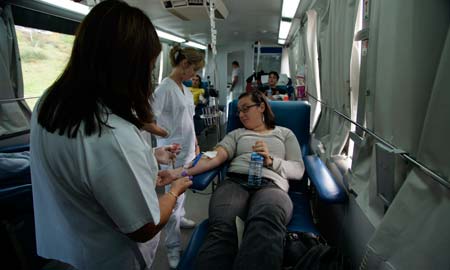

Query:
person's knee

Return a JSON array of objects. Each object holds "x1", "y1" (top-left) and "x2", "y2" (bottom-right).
[{"x1": 248, "y1": 204, "x2": 290, "y2": 226}]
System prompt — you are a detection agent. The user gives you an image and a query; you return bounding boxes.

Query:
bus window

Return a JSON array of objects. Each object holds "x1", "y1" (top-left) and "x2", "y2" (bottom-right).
[{"x1": 15, "y1": 26, "x2": 74, "y2": 111}]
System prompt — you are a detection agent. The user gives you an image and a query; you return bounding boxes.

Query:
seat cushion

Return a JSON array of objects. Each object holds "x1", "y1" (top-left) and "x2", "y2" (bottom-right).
[{"x1": 287, "y1": 191, "x2": 319, "y2": 235}]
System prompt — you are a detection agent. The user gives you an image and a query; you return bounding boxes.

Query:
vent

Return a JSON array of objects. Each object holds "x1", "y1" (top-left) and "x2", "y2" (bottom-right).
[{"x1": 161, "y1": 0, "x2": 228, "y2": 21}]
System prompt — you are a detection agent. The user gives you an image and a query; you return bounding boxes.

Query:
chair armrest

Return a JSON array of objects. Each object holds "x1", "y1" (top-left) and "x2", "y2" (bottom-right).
[
  {"x1": 177, "y1": 219, "x2": 209, "y2": 270},
  {"x1": 191, "y1": 167, "x2": 221, "y2": 191},
  {"x1": 304, "y1": 155, "x2": 347, "y2": 203},
  {"x1": 0, "y1": 144, "x2": 30, "y2": 153}
]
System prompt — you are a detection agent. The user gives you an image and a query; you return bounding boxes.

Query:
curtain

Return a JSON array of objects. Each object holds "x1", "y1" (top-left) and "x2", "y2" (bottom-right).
[
  {"x1": 350, "y1": 0, "x2": 450, "y2": 226},
  {"x1": 365, "y1": 25, "x2": 450, "y2": 269},
  {"x1": 288, "y1": 31, "x2": 300, "y2": 82},
  {"x1": 314, "y1": 0, "x2": 359, "y2": 157},
  {"x1": 0, "y1": 5, "x2": 30, "y2": 139},
  {"x1": 304, "y1": 10, "x2": 321, "y2": 130},
  {"x1": 160, "y1": 42, "x2": 171, "y2": 81}
]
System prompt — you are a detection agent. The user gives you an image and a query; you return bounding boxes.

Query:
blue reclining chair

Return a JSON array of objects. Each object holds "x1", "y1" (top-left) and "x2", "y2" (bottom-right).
[
  {"x1": 178, "y1": 100, "x2": 347, "y2": 270},
  {"x1": 0, "y1": 144, "x2": 31, "y2": 188},
  {"x1": 0, "y1": 183, "x2": 49, "y2": 269}
]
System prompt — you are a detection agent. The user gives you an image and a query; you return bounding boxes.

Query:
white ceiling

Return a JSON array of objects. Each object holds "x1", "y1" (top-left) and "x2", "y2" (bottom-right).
[{"x1": 125, "y1": 0, "x2": 290, "y2": 46}]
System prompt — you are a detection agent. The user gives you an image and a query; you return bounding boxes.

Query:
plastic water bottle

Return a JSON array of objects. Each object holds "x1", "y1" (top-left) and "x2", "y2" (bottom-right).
[{"x1": 248, "y1": 152, "x2": 264, "y2": 187}]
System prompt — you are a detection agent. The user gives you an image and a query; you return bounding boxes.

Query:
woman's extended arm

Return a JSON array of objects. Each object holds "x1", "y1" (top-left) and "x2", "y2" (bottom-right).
[
  {"x1": 173, "y1": 146, "x2": 228, "y2": 177},
  {"x1": 142, "y1": 122, "x2": 169, "y2": 137}
]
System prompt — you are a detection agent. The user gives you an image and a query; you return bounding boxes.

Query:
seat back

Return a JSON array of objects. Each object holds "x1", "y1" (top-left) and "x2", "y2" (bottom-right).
[
  {"x1": 0, "y1": 144, "x2": 31, "y2": 188},
  {"x1": 227, "y1": 100, "x2": 311, "y2": 156},
  {"x1": 0, "y1": 184, "x2": 48, "y2": 269},
  {"x1": 182, "y1": 80, "x2": 209, "y2": 91}
]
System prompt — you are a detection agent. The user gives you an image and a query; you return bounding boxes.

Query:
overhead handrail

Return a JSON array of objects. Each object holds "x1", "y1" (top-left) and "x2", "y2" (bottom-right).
[
  {"x1": 307, "y1": 93, "x2": 450, "y2": 189},
  {"x1": 0, "y1": 96, "x2": 40, "y2": 104}
]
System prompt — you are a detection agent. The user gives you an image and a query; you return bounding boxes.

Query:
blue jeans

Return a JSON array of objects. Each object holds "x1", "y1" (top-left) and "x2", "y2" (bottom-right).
[{"x1": 195, "y1": 177, "x2": 293, "y2": 270}]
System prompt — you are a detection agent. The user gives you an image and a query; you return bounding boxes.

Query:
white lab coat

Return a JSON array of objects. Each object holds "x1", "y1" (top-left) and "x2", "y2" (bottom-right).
[
  {"x1": 31, "y1": 106, "x2": 161, "y2": 270},
  {"x1": 152, "y1": 77, "x2": 196, "y2": 250},
  {"x1": 153, "y1": 77, "x2": 196, "y2": 167}
]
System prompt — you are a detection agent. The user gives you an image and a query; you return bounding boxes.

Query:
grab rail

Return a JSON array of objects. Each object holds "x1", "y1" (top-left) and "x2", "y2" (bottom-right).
[
  {"x1": 307, "y1": 93, "x2": 450, "y2": 189},
  {"x1": 0, "y1": 96, "x2": 40, "y2": 104}
]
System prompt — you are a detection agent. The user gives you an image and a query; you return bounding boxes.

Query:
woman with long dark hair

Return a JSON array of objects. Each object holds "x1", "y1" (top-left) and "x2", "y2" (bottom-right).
[{"x1": 30, "y1": 1, "x2": 191, "y2": 269}]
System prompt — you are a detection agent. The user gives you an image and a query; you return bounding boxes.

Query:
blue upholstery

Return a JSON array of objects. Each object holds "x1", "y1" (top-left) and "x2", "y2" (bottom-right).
[
  {"x1": 0, "y1": 184, "x2": 48, "y2": 269},
  {"x1": 178, "y1": 99, "x2": 347, "y2": 270},
  {"x1": 0, "y1": 144, "x2": 30, "y2": 153},
  {"x1": 304, "y1": 155, "x2": 347, "y2": 203},
  {"x1": 182, "y1": 80, "x2": 208, "y2": 90},
  {"x1": 287, "y1": 192, "x2": 319, "y2": 234},
  {"x1": 191, "y1": 168, "x2": 221, "y2": 190},
  {"x1": 177, "y1": 220, "x2": 209, "y2": 270},
  {"x1": 0, "y1": 144, "x2": 31, "y2": 188}
]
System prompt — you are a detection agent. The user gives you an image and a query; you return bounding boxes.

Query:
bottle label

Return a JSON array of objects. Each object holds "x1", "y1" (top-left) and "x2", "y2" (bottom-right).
[{"x1": 248, "y1": 152, "x2": 264, "y2": 187}]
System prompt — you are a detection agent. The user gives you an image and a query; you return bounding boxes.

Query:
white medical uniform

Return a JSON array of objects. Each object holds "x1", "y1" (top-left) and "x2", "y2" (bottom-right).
[
  {"x1": 231, "y1": 67, "x2": 243, "y2": 96},
  {"x1": 30, "y1": 106, "x2": 160, "y2": 270},
  {"x1": 152, "y1": 77, "x2": 196, "y2": 250},
  {"x1": 228, "y1": 67, "x2": 242, "y2": 116}
]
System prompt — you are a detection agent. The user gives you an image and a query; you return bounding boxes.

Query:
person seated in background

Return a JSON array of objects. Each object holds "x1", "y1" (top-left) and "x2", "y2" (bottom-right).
[
  {"x1": 245, "y1": 70, "x2": 265, "y2": 93},
  {"x1": 173, "y1": 90, "x2": 305, "y2": 270},
  {"x1": 264, "y1": 71, "x2": 289, "y2": 100},
  {"x1": 265, "y1": 71, "x2": 279, "y2": 99},
  {"x1": 190, "y1": 74, "x2": 206, "y2": 106},
  {"x1": 190, "y1": 74, "x2": 208, "y2": 136}
]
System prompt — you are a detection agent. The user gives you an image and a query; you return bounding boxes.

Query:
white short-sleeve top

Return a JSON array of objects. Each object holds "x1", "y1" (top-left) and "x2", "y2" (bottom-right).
[
  {"x1": 30, "y1": 106, "x2": 160, "y2": 270},
  {"x1": 152, "y1": 77, "x2": 196, "y2": 167}
]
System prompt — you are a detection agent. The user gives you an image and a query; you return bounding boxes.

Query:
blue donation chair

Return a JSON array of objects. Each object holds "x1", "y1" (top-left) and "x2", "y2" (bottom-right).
[
  {"x1": 177, "y1": 100, "x2": 347, "y2": 270},
  {"x1": 0, "y1": 144, "x2": 31, "y2": 188},
  {"x1": 0, "y1": 144, "x2": 47, "y2": 268},
  {"x1": 0, "y1": 184, "x2": 49, "y2": 269}
]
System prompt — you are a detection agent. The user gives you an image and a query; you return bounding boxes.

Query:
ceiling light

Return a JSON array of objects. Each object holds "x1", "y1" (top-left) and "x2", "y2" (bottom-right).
[
  {"x1": 278, "y1": 39, "x2": 286, "y2": 45},
  {"x1": 282, "y1": 0, "x2": 301, "y2": 19},
  {"x1": 185, "y1": 41, "x2": 207, "y2": 50},
  {"x1": 156, "y1": 30, "x2": 186, "y2": 43},
  {"x1": 278, "y1": 20, "x2": 292, "y2": 40},
  {"x1": 37, "y1": 0, "x2": 90, "y2": 15}
]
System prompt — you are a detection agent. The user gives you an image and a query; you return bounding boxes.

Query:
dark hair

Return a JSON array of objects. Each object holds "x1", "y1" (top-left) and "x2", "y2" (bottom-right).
[
  {"x1": 169, "y1": 45, "x2": 205, "y2": 70},
  {"x1": 232, "y1": 61, "x2": 239, "y2": 67},
  {"x1": 195, "y1": 74, "x2": 202, "y2": 81},
  {"x1": 38, "y1": 0, "x2": 161, "y2": 138},
  {"x1": 269, "y1": 71, "x2": 279, "y2": 81},
  {"x1": 238, "y1": 90, "x2": 275, "y2": 129}
]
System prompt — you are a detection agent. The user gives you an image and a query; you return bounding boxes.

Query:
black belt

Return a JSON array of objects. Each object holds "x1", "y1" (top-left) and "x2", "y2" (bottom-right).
[{"x1": 226, "y1": 172, "x2": 273, "y2": 188}]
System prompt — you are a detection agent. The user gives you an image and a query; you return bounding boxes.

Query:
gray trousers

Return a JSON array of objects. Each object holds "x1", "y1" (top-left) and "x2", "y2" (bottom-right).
[{"x1": 195, "y1": 177, "x2": 293, "y2": 270}]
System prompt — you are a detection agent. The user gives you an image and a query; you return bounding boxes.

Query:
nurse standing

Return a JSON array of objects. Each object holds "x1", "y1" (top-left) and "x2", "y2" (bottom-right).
[
  {"x1": 151, "y1": 45, "x2": 205, "y2": 268},
  {"x1": 30, "y1": 1, "x2": 192, "y2": 269}
]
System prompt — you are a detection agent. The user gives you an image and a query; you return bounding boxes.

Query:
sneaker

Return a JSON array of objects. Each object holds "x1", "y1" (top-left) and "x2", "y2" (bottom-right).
[
  {"x1": 167, "y1": 248, "x2": 180, "y2": 269},
  {"x1": 180, "y1": 217, "x2": 196, "y2": 229}
]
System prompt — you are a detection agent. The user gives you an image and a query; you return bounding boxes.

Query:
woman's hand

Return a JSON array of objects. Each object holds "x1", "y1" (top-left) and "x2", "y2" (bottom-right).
[
  {"x1": 169, "y1": 176, "x2": 193, "y2": 196},
  {"x1": 156, "y1": 168, "x2": 184, "y2": 186},
  {"x1": 154, "y1": 146, "x2": 176, "y2": 165},
  {"x1": 252, "y1": 140, "x2": 273, "y2": 167}
]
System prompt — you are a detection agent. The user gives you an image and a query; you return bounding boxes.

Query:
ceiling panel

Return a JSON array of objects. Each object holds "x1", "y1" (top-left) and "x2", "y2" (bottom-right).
[{"x1": 125, "y1": 0, "x2": 285, "y2": 46}]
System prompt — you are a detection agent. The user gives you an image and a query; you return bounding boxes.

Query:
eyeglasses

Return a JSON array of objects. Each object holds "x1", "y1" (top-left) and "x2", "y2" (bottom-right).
[{"x1": 236, "y1": 103, "x2": 260, "y2": 115}]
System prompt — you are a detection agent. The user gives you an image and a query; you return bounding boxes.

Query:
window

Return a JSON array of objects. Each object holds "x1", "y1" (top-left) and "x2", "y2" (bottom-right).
[
  {"x1": 15, "y1": 26, "x2": 74, "y2": 111},
  {"x1": 254, "y1": 47, "x2": 282, "y2": 73}
]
